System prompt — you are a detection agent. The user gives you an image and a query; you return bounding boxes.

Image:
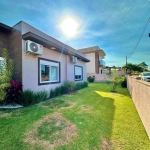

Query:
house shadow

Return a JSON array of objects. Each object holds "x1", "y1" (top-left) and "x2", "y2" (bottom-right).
[{"x1": 94, "y1": 90, "x2": 116, "y2": 144}]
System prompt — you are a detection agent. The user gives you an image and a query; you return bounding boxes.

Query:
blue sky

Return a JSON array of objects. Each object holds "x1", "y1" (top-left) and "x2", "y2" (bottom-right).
[{"x1": 0, "y1": 0, "x2": 150, "y2": 68}]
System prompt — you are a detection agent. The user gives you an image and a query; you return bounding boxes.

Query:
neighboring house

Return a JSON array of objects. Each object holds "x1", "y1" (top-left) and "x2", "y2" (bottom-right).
[
  {"x1": 78, "y1": 46, "x2": 106, "y2": 81},
  {"x1": 78, "y1": 46, "x2": 106, "y2": 74},
  {"x1": 0, "y1": 21, "x2": 90, "y2": 92}
]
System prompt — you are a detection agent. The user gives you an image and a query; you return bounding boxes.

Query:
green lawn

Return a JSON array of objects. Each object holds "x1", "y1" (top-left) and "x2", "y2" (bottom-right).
[{"x1": 0, "y1": 82, "x2": 150, "y2": 150}]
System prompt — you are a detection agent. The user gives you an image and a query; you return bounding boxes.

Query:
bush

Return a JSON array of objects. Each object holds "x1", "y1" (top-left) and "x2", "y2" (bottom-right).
[
  {"x1": 35, "y1": 90, "x2": 48, "y2": 102},
  {"x1": 121, "y1": 78, "x2": 127, "y2": 88},
  {"x1": 15, "y1": 81, "x2": 89, "y2": 107},
  {"x1": 19, "y1": 90, "x2": 35, "y2": 106},
  {"x1": 87, "y1": 76, "x2": 95, "y2": 82},
  {"x1": 50, "y1": 89, "x2": 55, "y2": 98},
  {"x1": 83, "y1": 81, "x2": 88, "y2": 87},
  {"x1": 75, "y1": 82, "x2": 82, "y2": 90},
  {"x1": 0, "y1": 48, "x2": 13, "y2": 101},
  {"x1": 5, "y1": 80, "x2": 22, "y2": 104},
  {"x1": 60, "y1": 85, "x2": 66, "y2": 95},
  {"x1": 55, "y1": 86, "x2": 62, "y2": 96},
  {"x1": 107, "y1": 70, "x2": 125, "y2": 92},
  {"x1": 18, "y1": 90, "x2": 48, "y2": 106},
  {"x1": 63, "y1": 80, "x2": 76, "y2": 93},
  {"x1": 75, "y1": 81, "x2": 88, "y2": 90}
]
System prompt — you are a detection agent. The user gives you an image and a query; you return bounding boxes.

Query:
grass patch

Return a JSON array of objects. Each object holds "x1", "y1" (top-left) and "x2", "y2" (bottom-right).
[
  {"x1": 0, "y1": 83, "x2": 150, "y2": 150},
  {"x1": 40, "y1": 99, "x2": 70, "y2": 109},
  {"x1": 24, "y1": 113, "x2": 77, "y2": 149}
]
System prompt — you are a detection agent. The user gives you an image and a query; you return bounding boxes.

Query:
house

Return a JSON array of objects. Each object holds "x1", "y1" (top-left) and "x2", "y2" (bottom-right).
[
  {"x1": 0, "y1": 21, "x2": 90, "y2": 92},
  {"x1": 78, "y1": 46, "x2": 107, "y2": 81}
]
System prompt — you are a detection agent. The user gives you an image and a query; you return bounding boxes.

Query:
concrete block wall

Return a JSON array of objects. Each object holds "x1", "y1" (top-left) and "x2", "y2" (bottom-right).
[{"x1": 127, "y1": 76, "x2": 150, "y2": 139}]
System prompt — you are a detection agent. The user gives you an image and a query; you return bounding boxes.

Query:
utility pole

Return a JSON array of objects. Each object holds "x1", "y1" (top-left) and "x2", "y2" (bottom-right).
[{"x1": 126, "y1": 55, "x2": 127, "y2": 74}]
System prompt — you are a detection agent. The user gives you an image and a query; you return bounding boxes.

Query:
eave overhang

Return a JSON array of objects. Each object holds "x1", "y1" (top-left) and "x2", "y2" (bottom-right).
[
  {"x1": 0, "y1": 22, "x2": 12, "y2": 33},
  {"x1": 22, "y1": 32, "x2": 90, "y2": 62}
]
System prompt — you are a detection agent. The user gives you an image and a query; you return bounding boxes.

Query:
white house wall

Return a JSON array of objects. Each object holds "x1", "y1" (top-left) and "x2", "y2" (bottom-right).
[
  {"x1": 22, "y1": 40, "x2": 87, "y2": 92},
  {"x1": 66, "y1": 55, "x2": 87, "y2": 82},
  {"x1": 85, "y1": 53, "x2": 95, "y2": 73},
  {"x1": 22, "y1": 40, "x2": 67, "y2": 92}
]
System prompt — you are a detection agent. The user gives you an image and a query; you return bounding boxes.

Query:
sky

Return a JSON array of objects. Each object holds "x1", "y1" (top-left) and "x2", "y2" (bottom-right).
[{"x1": 0, "y1": 0, "x2": 150, "y2": 68}]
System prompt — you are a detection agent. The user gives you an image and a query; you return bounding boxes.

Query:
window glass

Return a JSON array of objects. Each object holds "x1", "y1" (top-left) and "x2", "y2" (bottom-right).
[
  {"x1": 0, "y1": 57, "x2": 5, "y2": 75},
  {"x1": 41, "y1": 64, "x2": 50, "y2": 81},
  {"x1": 39, "y1": 59, "x2": 60, "y2": 84},
  {"x1": 51, "y1": 66, "x2": 58, "y2": 81},
  {"x1": 75, "y1": 66, "x2": 83, "y2": 80}
]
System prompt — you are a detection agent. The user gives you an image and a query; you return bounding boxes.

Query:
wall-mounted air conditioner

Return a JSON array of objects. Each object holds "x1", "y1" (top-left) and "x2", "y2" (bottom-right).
[
  {"x1": 70, "y1": 56, "x2": 78, "y2": 63},
  {"x1": 25, "y1": 40, "x2": 43, "y2": 55}
]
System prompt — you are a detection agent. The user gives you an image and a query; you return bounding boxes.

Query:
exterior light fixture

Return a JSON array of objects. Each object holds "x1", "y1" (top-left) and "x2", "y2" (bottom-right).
[{"x1": 51, "y1": 47, "x2": 56, "y2": 50}]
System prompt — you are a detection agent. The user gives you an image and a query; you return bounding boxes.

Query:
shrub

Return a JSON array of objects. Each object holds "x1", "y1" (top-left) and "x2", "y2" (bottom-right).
[
  {"x1": 50, "y1": 89, "x2": 55, "y2": 98},
  {"x1": 0, "y1": 48, "x2": 13, "y2": 101},
  {"x1": 75, "y1": 81, "x2": 88, "y2": 90},
  {"x1": 18, "y1": 90, "x2": 48, "y2": 106},
  {"x1": 55, "y1": 86, "x2": 62, "y2": 96},
  {"x1": 75, "y1": 82, "x2": 82, "y2": 90},
  {"x1": 5, "y1": 80, "x2": 22, "y2": 104},
  {"x1": 60, "y1": 85, "x2": 66, "y2": 95},
  {"x1": 87, "y1": 76, "x2": 95, "y2": 82},
  {"x1": 19, "y1": 90, "x2": 35, "y2": 106},
  {"x1": 121, "y1": 78, "x2": 127, "y2": 88},
  {"x1": 107, "y1": 70, "x2": 125, "y2": 92},
  {"x1": 63, "y1": 80, "x2": 76, "y2": 93},
  {"x1": 83, "y1": 81, "x2": 88, "y2": 88},
  {"x1": 16, "y1": 81, "x2": 89, "y2": 106},
  {"x1": 35, "y1": 90, "x2": 48, "y2": 102}
]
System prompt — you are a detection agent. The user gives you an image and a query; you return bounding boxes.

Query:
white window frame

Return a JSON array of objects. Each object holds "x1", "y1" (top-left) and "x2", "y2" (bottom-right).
[
  {"x1": 39, "y1": 58, "x2": 60, "y2": 84},
  {"x1": 75, "y1": 65, "x2": 83, "y2": 81}
]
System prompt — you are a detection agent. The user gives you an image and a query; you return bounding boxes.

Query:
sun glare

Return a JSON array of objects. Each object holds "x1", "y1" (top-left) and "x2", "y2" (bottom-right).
[{"x1": 61, "y1": 18, "x2": 79, "y2": 37}]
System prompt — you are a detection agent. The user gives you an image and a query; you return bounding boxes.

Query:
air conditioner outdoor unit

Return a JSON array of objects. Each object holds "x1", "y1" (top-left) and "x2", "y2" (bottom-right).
[
  {"x1": 71, "y1": 56, "x2": 78, "y2": 63},
  {"x1": 25, "y1": 40, "x2": 43, "y2": 55}
]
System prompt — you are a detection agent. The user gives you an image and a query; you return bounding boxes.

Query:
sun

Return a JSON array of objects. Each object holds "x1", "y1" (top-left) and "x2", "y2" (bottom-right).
[{"x1": 61, "y1": 18, "x2": 79, "y2": 37}]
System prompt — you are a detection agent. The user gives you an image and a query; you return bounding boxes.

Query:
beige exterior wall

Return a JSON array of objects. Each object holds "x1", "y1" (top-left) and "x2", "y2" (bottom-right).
[
  {"x1": 66, "y1": 55, "x2": 87, "y2": 82},
  {"x1": 22, "y1": 40, "x2": 87, "y2": 92},
  {"x1": 127, "y1": 76, "x2": 150, "y2": 139},
  {"x1": 87, "y1": 73, "x2": 107, "y2": 81},
  {"x1": 85, "y1": 53, "x2": 95, "y2": 73},
  {"x1": 22, "y1": 40, "x2": 66, "y2": 92}
]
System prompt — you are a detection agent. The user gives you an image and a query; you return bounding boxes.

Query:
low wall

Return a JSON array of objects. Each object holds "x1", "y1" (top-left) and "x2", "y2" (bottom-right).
[
  {"x1": 87, "y1": 71, "x2": 125, "y2": 82},
  {"x1": 87, "y1": 73, "x2": 108, "y2": 81},
  {"x1": 127, "y1": 76, "x2": 150, "y2": 139}
]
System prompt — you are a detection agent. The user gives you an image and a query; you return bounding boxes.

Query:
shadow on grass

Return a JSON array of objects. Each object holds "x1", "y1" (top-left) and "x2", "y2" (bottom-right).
[{"x1": 94, "y1": 90, "x2": 116, "y2": 148}]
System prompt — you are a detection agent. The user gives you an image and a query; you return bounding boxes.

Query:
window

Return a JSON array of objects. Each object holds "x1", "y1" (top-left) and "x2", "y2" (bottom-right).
[
  {"x1": 0, "y1": 57, "x2": 5, "y2": 75},
  {"x1": 75, "y1": 65, "x2": 83, "y2": 81},
  {"x1": 39, "y1": 58, "x2": 60, "y2": 84}
]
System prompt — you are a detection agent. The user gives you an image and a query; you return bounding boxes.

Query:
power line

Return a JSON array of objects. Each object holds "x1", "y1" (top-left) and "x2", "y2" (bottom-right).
[{"x1": 128, "y1": 17, "x2": 150, "y2": 59}]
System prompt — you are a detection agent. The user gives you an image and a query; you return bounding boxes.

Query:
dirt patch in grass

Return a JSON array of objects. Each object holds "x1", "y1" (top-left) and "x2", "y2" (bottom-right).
[
  {"x1": 78, "y1": 105, "x2": 92, "y2": 114},
  {"x1": 24, "y1": 112, "x2": 77, "y2": 150},
  {"x1": 40, "y1": 99, "x2": 76, "y2": 110},
  {"x1": 66, "y1": 101, "x2": 76, "y2": 108},
  {"x1": 0, "y1": 111, "x2": 12, "y2": 118},
  {"x1": 101, "y1": 138, "x2": 113, "y2": 150}
]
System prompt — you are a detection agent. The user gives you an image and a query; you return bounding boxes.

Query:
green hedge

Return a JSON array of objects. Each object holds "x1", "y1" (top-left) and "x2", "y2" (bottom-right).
[{"x1": 18, "y1": 81, "x2": 88, "y2": 106}]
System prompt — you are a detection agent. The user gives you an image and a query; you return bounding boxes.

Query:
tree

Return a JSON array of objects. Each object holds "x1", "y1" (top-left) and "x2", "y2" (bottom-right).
[
  {"x1": 139, "y1": 62, "x2": 148, "y2": 71},
  {"x1": 122, "y1": 63, "x2": 143, "y2": 73},
  {"x1": 107, "y1": 70, "x2": 125, "y2": 92},
  {"x1": 0, "y1": 48, "x2": 13, "y2": 101}
]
